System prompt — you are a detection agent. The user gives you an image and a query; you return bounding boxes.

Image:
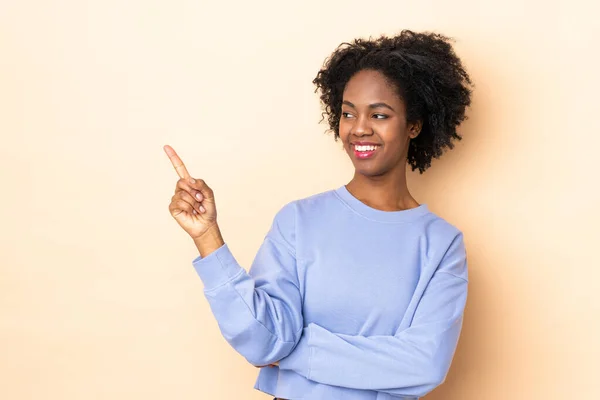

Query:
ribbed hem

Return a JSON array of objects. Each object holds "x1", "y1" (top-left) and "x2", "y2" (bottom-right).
[{"x1": 191, "y1": 243, "x2": 244, "y2": 291}]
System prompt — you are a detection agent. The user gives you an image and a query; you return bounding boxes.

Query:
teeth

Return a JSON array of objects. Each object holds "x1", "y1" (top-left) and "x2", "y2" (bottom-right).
[{"x1": 355, "y1": 145, "x2": 378, "y2": 152}]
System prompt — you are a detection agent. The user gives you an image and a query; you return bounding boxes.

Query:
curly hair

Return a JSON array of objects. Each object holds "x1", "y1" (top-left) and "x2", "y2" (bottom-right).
[{"x1": 313, "y1": 30, "x2": 473, "y2": 173}]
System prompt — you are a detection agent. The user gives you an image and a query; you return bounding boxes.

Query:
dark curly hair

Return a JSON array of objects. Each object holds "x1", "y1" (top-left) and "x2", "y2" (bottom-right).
[{"x1": 313, "y1": 30, "x2": 473, "y2": 173}]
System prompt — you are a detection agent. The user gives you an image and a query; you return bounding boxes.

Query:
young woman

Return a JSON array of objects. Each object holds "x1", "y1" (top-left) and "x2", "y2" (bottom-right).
[{"x1": 165, "y1": 30, "x2": 473, "y2": 400}]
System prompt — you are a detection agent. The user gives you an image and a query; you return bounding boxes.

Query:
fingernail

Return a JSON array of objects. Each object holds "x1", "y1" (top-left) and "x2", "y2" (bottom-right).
[
  {"x1": 199, "y1": 205, "x2": 206, "y2": 213},
  {"x1": 195, "y1": 193, "x2": 202, "y2": 200},
  {"x1": 189, "y1": 178, "x2": 196, "y2": 184},
  {"x1": 193, "y1": 210, "x2": 197, "y2": 215}
]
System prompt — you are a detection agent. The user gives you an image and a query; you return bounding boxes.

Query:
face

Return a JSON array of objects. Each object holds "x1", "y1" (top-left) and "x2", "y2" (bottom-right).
[{"x1": 339, "y1": 69, "x2": 420, "y2": 178}]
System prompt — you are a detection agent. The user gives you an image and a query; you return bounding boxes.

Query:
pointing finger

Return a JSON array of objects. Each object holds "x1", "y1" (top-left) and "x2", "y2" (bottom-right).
[{"x1": 163, "y1": 145, "x2": 191, "y2": 179}]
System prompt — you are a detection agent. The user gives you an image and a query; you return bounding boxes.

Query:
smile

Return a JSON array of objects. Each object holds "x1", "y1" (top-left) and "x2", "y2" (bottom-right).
[{"x1": 352, "y1": 144, "x2": 380, "y2": 159}]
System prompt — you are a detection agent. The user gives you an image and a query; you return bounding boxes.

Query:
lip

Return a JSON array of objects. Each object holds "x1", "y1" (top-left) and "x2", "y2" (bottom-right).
[
  {"x1": 351, "y1": 141, "x2": 381, "y2": 146},
  {"x1": 351, "y1": 143, "x2": 381, "y2": 160}
]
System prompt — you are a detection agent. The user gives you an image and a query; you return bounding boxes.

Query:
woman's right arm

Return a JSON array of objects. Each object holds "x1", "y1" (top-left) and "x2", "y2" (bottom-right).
[
  {"x1": 164, "y1": 145, "x2": 303, "y2": 366},
  {"x1": 192, "y1": 202, "x2": 303, "y2": 366}
]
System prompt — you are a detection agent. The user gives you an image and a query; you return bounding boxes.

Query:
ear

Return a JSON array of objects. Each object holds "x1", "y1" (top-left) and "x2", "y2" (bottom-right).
[{"x1": 409, "y1": 120, "x2": 423, "y2": 139}]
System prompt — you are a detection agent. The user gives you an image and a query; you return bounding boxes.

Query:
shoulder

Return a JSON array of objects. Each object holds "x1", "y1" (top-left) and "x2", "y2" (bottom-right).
[
  {"x1": 420, "y1": 212, "x2": 468, "y2": 279},
  {"x1": 294, "y1": 188, "x2": 339, "y2": 209},
  {"x1": 267, "y1": 189, "x2": 337, "y2": 252},
  {"x1": 274, "y1": 188, "x2": 338, "y2": 220},
  {"x1": 422, "y1": 212, "x2": 464, "y2": 244}
]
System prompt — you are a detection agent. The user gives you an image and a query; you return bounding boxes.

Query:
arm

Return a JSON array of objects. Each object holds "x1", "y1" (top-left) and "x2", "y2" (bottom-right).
[
  {"x1": 191, "y1": 202, "x2": 303, "y2": 367},
  {"x1": 278, "y1": 233, "x2": 468, "y2": 398}
]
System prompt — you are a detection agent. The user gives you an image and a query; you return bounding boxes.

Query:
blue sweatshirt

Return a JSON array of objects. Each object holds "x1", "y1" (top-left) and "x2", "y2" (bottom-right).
[{"x1": 191, "y1": 185, "x2": 468, "y2": 400}]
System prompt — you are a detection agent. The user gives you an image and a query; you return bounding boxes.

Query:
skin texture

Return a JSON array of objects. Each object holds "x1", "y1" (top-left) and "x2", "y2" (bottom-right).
[{"x1": 340, "y1": 69, "x2": 422, "y2": 211}]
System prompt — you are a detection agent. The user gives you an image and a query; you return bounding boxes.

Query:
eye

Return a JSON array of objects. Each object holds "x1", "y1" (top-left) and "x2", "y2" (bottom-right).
[
  {"x1": 341, "y1": 112, "x2": 354, "y2": 119},
  {"x1": 373, "y1": 114, "x2": 388, "y2": 119}
]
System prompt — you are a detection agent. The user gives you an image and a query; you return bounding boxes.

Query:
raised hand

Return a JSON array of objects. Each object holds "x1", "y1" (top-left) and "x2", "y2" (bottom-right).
[{"x1": 164, "y1": 145, "x2": 218, "y2": 240}]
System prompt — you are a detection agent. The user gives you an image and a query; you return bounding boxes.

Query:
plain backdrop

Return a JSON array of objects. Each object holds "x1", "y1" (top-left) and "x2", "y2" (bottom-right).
[{"x1": 1, "y1": 0, "x2": 598, "y2": 399}]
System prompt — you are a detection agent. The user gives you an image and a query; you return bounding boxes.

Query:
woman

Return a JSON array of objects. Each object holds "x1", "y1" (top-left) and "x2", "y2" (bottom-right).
[{"x1": 165, "y1": 30, "x2": 473, "y2": 400}]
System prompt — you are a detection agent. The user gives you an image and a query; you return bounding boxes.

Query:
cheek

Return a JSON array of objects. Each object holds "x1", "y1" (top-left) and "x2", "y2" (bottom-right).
[
  {"x1": 338, "y1": 121, "x2": 351, "y2": 141},
  {"x1": 381, "y1": 123, "x2": 407, "y2": 144}
]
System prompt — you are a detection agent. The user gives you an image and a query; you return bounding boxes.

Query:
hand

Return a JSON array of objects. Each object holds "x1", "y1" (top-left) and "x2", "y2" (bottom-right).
[
  {"x1": 164, "y1": 145, "x2": 218, "y2": 240},
  {"x1": 255, "y1": 362, "x2": 279, "y2": 368}
]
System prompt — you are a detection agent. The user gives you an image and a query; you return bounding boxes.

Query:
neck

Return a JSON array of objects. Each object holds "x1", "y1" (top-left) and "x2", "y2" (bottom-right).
[{"x1": 346, "y1": 167, "x2": 419, "y2": 212}]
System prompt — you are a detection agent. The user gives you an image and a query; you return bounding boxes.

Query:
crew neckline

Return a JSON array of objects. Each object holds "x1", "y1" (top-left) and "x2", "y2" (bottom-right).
[{"x1": 334, "y1": 185, "x2": 430, "y2": 223}]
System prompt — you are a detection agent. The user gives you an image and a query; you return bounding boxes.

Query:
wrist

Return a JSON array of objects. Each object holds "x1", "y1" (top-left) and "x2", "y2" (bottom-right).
[{"x1": 192, "y1": 223, "x2": 224, "y2": 258}]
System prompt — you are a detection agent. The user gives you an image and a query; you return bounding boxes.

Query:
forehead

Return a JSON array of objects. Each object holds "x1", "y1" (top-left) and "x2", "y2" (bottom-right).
[{"x1": 342, "y1": 69, "x2": 401, "y2": 103}]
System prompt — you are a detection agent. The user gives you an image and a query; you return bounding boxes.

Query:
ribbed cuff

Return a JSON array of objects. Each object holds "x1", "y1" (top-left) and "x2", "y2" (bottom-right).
[
  {"x1": 191, "y1": 243, "x2": 244, "y2": 291},
  {"x1": 277, "y1": 325, "x2": 312, "y2": 379}
]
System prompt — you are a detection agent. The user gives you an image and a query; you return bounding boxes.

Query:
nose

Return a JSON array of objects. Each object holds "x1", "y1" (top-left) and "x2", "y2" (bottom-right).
[{"x1": 351, "y1": 114, "x2": 373, "y2": 137}]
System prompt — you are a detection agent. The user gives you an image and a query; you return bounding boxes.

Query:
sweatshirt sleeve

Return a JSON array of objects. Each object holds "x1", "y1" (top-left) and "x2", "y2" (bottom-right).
[
  {"x1": 278, "y1": 233, "x2": 468, "y2": 398},
  {"x1": 191, "y1": 201, "x2": 303, "y2": 367}
]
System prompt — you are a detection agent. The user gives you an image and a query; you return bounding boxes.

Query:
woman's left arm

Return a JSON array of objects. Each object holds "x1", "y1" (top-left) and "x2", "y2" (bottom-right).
[{"x1": 278, "y1": 234, "x2": 468, "y2": 398}]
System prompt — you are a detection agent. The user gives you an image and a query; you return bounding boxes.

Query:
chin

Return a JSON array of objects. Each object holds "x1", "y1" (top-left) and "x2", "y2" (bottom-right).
[{"x1": 354, "y1": 166, "x2": 388, "y2": 178}]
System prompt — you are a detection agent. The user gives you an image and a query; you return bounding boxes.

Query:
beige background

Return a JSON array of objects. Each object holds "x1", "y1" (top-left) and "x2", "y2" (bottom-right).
[{"x1": 1, "y1": 0, "x2": 598, "y2": 399}]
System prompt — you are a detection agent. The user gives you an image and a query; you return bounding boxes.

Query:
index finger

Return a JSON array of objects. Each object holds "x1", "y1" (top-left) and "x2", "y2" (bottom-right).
[{"x1": 163, "y1": 145, "x2": 191, "y2": 179}]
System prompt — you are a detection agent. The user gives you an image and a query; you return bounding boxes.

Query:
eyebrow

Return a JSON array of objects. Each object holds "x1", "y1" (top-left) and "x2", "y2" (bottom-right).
[{"x1": 342, "y1": 100, "x2": 395, "y2": 112}]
